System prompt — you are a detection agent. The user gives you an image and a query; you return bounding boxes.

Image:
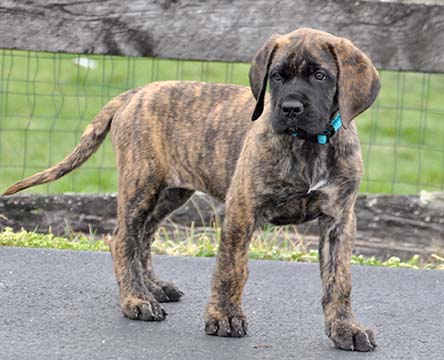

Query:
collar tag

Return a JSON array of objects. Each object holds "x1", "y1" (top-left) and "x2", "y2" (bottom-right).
[{"x1": 317, "y1": 134, "x2": 328, "y2": 144}]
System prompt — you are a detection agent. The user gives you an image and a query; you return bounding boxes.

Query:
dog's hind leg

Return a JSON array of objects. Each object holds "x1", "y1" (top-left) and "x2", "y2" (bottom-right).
[
  {"x1": 107, "y1": 168, "x2": 162, "y2": 321},
  {"x1": 140, "y1": 187, "x2": 194, "y2": 303},
  {"x1": 110, "y1": 182, "x2": 194, "y2": 320},
  {"x1": 110, "y1": 180, "x2": 164, "y2": 321}
]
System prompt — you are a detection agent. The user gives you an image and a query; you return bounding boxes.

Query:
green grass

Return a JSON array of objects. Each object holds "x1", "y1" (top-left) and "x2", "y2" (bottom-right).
[
  {"x1": 0, "y1": 50, "x2": 443, "y2": 194},
  {"x1": 1, "y1": 227, "x2": 443, "y2": 270}
]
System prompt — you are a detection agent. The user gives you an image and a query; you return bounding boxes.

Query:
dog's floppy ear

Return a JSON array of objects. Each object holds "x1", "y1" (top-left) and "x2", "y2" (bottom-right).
[
  {"x1": 249, "y1": 35, "x2": 279, "y2": 121},
  {"x1": 329, "y1": 38, "x2": 380, "y2": 127}
]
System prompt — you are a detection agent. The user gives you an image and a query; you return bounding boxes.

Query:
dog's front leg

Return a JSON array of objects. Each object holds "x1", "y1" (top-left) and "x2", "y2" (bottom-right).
[
  {"x1": 318, "y1": 210, "x2": 376, "y2": 352},
  {"x1": 204, "y1": 192, "x2": 255, "y2": 338}
]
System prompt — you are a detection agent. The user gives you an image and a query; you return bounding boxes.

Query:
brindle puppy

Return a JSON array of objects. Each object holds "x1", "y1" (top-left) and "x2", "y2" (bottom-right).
[{"x1": 3, "y1": 28, "x2": 380, "y2": 351}]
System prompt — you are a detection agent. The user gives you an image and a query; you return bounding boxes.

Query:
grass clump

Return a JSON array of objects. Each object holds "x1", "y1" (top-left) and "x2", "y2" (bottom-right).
[
  {"x1": 1, "y1": 226, "x2": 443, "y2": 270},
  {"x1": 0, "y1": 227, "x2": 108, "y2": 252}
]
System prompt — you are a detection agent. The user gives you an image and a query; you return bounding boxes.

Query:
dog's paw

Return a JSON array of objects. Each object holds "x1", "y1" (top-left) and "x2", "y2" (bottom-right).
[
  {"x1": 204, "y1": 303, "x2": 248, "y2": 337},
  {"x1": 156, "y1": 280, "x2": 184, "y2": 302},
  {"x1": 328, "y1": 319, "x2": 376, "y2": 352},
  {"x1": 121, "y1": 296, "x2": 167, "y2": 321},
  {"x1": 145, "y1": 279, "x2": 184, "y2": 303}
]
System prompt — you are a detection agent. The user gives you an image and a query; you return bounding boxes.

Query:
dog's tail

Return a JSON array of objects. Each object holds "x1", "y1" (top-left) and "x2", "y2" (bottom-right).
[{"x1": 3, "y1": 88, "x2": 138, "y2": 196}]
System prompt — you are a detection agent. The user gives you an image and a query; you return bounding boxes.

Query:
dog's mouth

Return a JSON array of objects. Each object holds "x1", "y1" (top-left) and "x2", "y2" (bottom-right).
[
  {"x1": 285, "y1": 126, "x2": 299, "y2": 135},
  {"x1": 285, "y1": 126, "x2": 311, "y2": 136},
  {"x1": 282, "y1": 126, "x2": 316, "y2": 137},
  {"x1": 272, "y1": 116, "x2": 330, "y2": 137},
  {"x1": 284, "y1": 121, "x2": 330, "y2": 137}
]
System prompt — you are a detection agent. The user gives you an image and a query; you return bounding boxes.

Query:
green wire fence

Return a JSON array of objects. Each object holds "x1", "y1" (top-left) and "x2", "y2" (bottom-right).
[{"x1": 0, "y1": 50, "x2": 443, "y2": 195}]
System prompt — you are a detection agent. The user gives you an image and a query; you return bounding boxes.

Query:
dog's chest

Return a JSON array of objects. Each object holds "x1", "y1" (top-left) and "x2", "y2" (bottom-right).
[
  {"x1": 257, "y1": 149, "x2": 336, "y2": 225},
  {"x1": 257, "y1": 169, "x2": 333, "y2": 226},
  {"x1": 265, "y1": 183, "x2": 330, "y2": 226}
]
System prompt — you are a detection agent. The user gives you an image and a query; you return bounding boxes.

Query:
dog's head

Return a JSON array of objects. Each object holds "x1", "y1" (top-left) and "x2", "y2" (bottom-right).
[{"x1": 249, "y1": 28, "x2": 380, "y2": 136}]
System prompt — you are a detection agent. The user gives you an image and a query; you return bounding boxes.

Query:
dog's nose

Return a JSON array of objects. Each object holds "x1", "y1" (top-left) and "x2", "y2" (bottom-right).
[{"x1": 281, "y1": 100, "x2": 304, "y2": 116}]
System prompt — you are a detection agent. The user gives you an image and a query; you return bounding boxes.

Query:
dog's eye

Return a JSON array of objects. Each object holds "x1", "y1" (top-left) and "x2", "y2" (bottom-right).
[
  {"x1": 313, "y1": 71, "x2": 327, "y2": 81},
  {"x1": 271, "y1": 73, "x2": 283, "y2": 82}
]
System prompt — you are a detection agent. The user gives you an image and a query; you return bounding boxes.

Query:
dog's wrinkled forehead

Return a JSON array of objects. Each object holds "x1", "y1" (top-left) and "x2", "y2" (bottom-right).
[{"x1": 272, "y1": 30, "x2": 338, "y2": 76}]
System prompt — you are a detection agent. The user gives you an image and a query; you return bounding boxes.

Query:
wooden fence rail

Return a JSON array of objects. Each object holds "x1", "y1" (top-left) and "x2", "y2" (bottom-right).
[{"x1": 1, "y1": 0, "x2": 443, "y2": 72}]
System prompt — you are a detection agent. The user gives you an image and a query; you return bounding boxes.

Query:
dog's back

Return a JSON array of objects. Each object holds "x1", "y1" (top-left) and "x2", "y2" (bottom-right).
[{"x1": 111, "y1": 81, "x2": 257, "y2": 200}]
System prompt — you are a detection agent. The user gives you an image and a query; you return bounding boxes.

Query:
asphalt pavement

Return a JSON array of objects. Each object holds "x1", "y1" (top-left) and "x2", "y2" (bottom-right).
[{"x1": 0, "y1": 247, "x2": 442, "y2": 360}]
